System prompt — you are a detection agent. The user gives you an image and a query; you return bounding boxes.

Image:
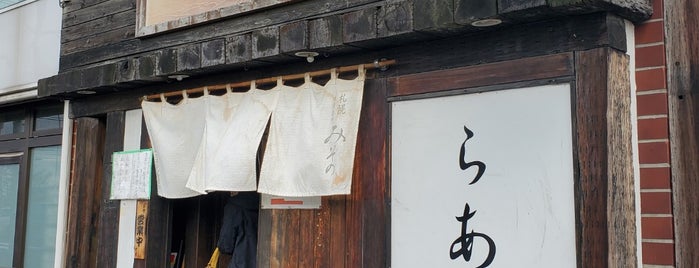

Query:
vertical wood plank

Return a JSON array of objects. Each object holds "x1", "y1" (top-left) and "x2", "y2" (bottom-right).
[
  {"x1": 328, "y1": 196, "x2": 347, "y2": 267},
  {"x1": 576, "y1": 48, "x2": 611, "y2": 268},
  {"x1": 313, "y1": 197, "x2": 331, "y2": 268},
  {"x1": 360, "y1": 78, "x2": 388, "y2": 267},
  {"x1": 96, "y1": 112, "x2": 124, "y2": 268},
  {"x1": 257, "y1": 205, "x2": 273, "y2": 267},
  {"x1": 284, "y1": 210, "x2": 301, "y2": 267},
  {"x1": 605, "y1": 49, "x2": 636, "y2": 267},
  {"x1": 65, "y1": 117, "x2": 106, "y2": 268},
  {"x1": 575, "y1": 48, "x2": 636, "y2": 268},
  {"x1": 346, "y1": 77, "x2": 389, "y2": 267},
  {"x1": 297, "y1": 209, "x2": 315, "y2": 268},
  {"x1": 665, "y1": 0, "x2": 699, "y2": 266}
]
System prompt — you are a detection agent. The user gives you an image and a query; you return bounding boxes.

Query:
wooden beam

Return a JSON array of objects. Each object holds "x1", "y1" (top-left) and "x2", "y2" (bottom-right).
[
  {"x1": 665, "y1": 0, "x2": 699, "y2": 266},
  {"x1": 454, "y1": 0, "x2": 497, "y2": 26},
  {"x1": 64, "y1": 117, "x2": 106, "y2": 268},
  {"x1": 95, "y1": 112, "x2": 124, "y2": 268},
  {"x1": 201, "y1": 39, "x2": 226, "y2": 68},
  {"x1": 389, "y1": 53, "x2": 573, "y2": 97},
  {"x1": 574, "y1": 47, "x2": 636, "y2": 267}
]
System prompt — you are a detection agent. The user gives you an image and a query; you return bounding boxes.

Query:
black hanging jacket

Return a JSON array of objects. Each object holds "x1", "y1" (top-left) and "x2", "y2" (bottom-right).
[{"x1": 217, "y1": 192, "x2": 259, "y2": 268}]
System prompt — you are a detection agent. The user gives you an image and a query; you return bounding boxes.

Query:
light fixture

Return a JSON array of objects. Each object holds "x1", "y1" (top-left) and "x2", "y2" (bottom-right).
[
  {"x1": 168, "y1": 74, "x2": 189, "y2": 81},
  {"x1": 76, "y1": 90, "x2": 96, "y2": 95},
  {"x1": 471, "y1": 18, "x2": 502, "y2": 27},
  {"x1": 294, "y1": 51, "x2": 319, "y2": 63}
]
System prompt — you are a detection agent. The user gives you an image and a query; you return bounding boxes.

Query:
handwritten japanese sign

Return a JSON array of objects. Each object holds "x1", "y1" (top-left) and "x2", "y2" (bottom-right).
[
  {"x1": 391, "y1": 84, "x2": 577, "y2": 267},
  {"x1": 134, "y1": 200, "x2": 149, "y2": 259},
  {"x1": 110, "y1": 149, "x2": 153, "y2": 200}
]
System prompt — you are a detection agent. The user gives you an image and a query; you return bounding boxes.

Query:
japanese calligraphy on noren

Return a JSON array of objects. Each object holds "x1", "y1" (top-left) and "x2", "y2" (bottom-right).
[
  {"x1": 324, "y1": 125, "x2": 346, "y2": 175},
  {"x1": 450, "y1": 126, "x2": 496, "y2": 267}
]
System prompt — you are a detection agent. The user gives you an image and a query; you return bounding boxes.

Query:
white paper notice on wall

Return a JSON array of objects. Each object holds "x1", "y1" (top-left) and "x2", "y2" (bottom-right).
[
  {"x1": 110, "y1": 149, "x2": 153, "y2": 200},
  {"x1": 391, "y1": 84, "x2": 576, "y2": 268},
  {"x1": 260, "y1": 194, "x2": 321, "y2": 209}
]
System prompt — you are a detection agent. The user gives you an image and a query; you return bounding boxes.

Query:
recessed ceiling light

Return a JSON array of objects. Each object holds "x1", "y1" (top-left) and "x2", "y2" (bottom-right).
[
  {"x1": 295, "y1": 51, "x2": 319, "y2": 63},
  {"x1": 471, "y1": 18, "x2": 503, "y2": 27},
  {"x1": 168, "y1": 74, "x2": 189, "y2": 81},
  {"x1": 76, "y1": 90, "x2": 96, "y2": 95}
]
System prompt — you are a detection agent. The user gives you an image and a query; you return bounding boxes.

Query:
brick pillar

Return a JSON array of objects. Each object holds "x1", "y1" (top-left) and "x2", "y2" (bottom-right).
[{"x1": 634, "y1": 0, "x2": 675, "y2": 266}]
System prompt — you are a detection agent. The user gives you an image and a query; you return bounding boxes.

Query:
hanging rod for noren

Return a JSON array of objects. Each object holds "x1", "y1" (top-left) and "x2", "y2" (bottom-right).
[{"x1": 142, "y1": 59, "x2": 396, "y2": 101}]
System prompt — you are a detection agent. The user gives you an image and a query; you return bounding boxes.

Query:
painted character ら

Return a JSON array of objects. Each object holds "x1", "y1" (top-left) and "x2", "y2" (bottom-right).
[
  {"x1": 460, "y1": 126, "x2": 486, "y2": 185},
  {"x1": 449, "y1": 203, "x2": 496, "y2": 268}
]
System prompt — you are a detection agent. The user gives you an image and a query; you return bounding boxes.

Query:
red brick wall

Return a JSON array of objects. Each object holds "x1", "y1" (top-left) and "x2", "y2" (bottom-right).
[{"x1": 635, "y1": 0, "x2": 675, "y2": 266}]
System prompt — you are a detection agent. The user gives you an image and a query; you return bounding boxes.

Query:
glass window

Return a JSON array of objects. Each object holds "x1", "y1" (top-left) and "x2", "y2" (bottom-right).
[
  {"x1": 0, "y1": 163, "x2": 20, "y2": 267},
  {"x1": 34, "y1": 106, "x2": 63, "y2": 131},
  {"x1": 0, "y1": 0, "x2": 25, "y2": 10},
  {"x1": 23, "y1": 146, "x2": 61, "y2": 268},
  {"x1": 0, "y1": 110, "x2": 25, "y2": 136}
]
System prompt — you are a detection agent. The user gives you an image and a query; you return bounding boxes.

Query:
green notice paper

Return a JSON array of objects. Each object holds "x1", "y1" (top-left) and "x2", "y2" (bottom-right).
[{"x1": 110, "y1": 149, "x2": 153, "y2": 200}]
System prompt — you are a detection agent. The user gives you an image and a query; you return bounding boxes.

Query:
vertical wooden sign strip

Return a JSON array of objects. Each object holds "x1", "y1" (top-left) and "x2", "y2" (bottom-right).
[{"x1": 134, "y1": 200, "x2": 149, "y2": 259}]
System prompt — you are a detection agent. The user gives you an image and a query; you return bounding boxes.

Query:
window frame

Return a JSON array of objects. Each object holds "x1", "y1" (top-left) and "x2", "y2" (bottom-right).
[
  {"x1": 135, "y1": 0, "x2": 297, "y2": 37},
  {"x1": 0, "y1": 102, "x2": 63, "y2": 268}
]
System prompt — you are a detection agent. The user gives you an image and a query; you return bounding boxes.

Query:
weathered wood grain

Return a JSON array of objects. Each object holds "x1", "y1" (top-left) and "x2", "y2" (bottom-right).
[
  {"x1": 342, "y1": 7, "x2": 378, "y2": 47},
  {"x1": 666, "y1": 0, "x2": 699, "y2": 266},
  {"x1": 62, "y1": 0, "x2": 135, "y2": 28},
  {"x1": 94, "y1": 112, "x2": 124, "y2": 268},
  {"x1": 309, "y1": 15, "x2": 346, "y2": 51},
  {"x1": 389, "y1": 53, "x2": 574, "y2": 97},
  {"x1": 574, "y1": 47, "x2": 636, "y2": 268},
  {"x1": 201, "y1": 39, "x2": 226, "y2": 68},
  {"x1": 62, "y1": 0, "x2": 111, "y2": 13},
  {"x1": 606, "y1": 48, "x2": 636, "y2": 267},
  {"x1": 65, "y1": 117, "x2": 105, "y2": 268},
  {"x1": 253, "y1": 26, "x2": 280, "y2": 59},
  {"x1": 61, "y1": 13, "x2": 624, "y2": 115},
  {"x1": 177, "y1": 43, "x2": 203, "y2": 72},
  {"x1": 454, "y1": 0, "x2": 497, "y2": 25},
  {"x1": 328, "y1": 196, "x2": 347, "y2": 267},
  {"x1": 297, "y1": 209, "x2": 315, "y2": 268},
  {"x1": 61, "y1": 26, "x2": 135, "y2": 56},
  {"x1": 358, "y1": 78, "x2": 389, "y2": 267},
  {"x1": 62, "y1": 10, "x2": 135, "y2": 44},
  {"x1": 59, "y1": 0, "x2": 381, "y2": 69},
  {"x1": 312, "y1": 198, "x2": 331, "y2": 268},
  {"x1": 498, "y1": 0, "x2": 546, "y2": 13},
  {"x1": 226, "y1": 34, "x2": 253, "y2": 64},
  {"x1": 280, "y1": 21, "x2": 308, "y2": 53},
  {"x1": 81, "y1": 63, "x2": 117, "y2": 89},
  {"x1": 377, "y1": 1, "x2": 412, "y2": 37},
  {"x1": 413, "y1": 0, "x2": 456, "y2": 33}
]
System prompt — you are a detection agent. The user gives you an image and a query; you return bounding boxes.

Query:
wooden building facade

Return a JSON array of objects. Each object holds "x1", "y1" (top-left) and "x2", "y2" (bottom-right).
[{"x1": 28, "y1": 0, "x2": 698, "y2": 267}]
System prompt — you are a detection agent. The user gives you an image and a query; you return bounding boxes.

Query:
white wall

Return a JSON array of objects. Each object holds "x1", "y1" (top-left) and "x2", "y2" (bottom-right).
[{"x1": 0, "y1": 0, "x2": 61, "y2": 93}]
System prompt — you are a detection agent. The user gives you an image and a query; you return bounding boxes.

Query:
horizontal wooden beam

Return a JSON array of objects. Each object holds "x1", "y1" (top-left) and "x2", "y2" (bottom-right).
[{"x1": 388, "y1": 53, "x2": 573, "y2": 97}]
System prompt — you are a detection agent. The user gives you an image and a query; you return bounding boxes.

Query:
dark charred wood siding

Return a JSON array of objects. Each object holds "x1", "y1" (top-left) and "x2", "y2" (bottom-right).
[{"x1": 45, "y1": 0, "x2": 650, "y2": 98}]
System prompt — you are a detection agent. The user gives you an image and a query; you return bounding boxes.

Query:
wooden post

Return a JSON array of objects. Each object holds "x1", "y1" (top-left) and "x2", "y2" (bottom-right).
[
  {"x1": 575, "y1": 48, "x2": 637, "y2": 268},
  {"x1": 65, "y1": 117, "x2": 106, "y2": 268},
  {"x1": 665, "y1": 0, "x2": 699, "y2": 267}
]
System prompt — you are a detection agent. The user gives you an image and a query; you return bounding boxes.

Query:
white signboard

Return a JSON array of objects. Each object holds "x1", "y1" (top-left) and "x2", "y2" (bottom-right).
[
  {"x1": 110, "y1": 149, "x2": 153, "y2": 200},
  {"x1": 391, "y1": 84, "x2": 576, "y2": 267}
]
